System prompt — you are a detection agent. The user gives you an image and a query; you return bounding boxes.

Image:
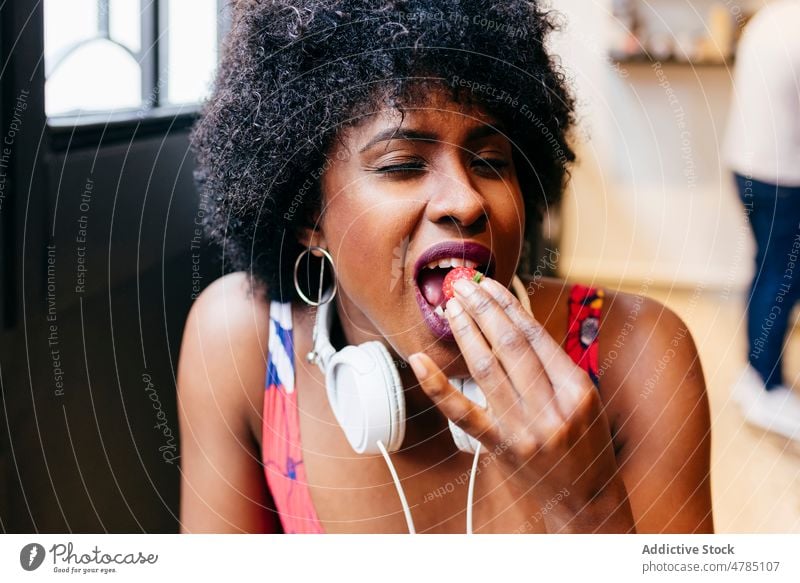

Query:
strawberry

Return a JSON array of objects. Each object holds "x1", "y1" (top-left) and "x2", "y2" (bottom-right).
[{"x1": 442, "y1": 266, "x2": 484, "y2": 301}]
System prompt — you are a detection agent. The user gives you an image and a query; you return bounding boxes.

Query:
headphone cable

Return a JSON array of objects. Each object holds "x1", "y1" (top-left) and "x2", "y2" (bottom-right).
[
  {"x1": 378, "y1": 439, "x2": 483, "y2": 535},
  {"x1": 377, "y1": 439, "x2": 416, "y2": 534},
  {"x1": 466, "y1": 446, "x2": 481, "y2": 534}
]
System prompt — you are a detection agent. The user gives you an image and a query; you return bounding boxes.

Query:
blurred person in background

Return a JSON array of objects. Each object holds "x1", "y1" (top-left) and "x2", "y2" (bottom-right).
[{"x1": 726, "y1": 0, "x2": 800, "y2": 442}]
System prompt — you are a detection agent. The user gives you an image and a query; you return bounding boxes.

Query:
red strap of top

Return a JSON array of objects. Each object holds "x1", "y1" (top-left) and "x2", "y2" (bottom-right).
[{"x1": 565, "y1": 283, "x2": 604, "y2": 387}]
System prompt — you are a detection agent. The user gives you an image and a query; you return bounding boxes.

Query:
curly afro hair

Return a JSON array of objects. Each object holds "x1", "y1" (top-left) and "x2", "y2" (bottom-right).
[{"x1": 191, "y1": 0, "x2": 576, "y2": 302}]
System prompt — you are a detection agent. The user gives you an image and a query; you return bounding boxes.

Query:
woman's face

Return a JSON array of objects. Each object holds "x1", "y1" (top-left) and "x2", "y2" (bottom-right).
[{"x1": 307, "y1": 91, "x2": 525, "y2": 377}]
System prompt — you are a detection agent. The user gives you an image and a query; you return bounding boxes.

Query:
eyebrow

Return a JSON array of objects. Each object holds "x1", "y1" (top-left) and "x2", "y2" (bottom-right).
[{"x1": 358, "y1": 124, "x2": 506, "y2": 153}]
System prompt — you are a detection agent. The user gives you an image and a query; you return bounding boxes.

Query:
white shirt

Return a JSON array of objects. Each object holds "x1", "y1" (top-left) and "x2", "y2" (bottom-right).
[{"x1": 724, "y1": 0, "x2": 800, "y2": 185}]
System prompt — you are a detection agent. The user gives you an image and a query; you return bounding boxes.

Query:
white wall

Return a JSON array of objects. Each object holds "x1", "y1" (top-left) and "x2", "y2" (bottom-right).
[{"x1": 549, "y1": 0, "x2": 765, "y2": 292}]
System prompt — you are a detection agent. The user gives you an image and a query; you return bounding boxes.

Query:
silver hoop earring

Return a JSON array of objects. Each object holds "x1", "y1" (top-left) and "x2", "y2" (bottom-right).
[{"x1": 294, "y1": 245, "x2": 338, "y2": 307}]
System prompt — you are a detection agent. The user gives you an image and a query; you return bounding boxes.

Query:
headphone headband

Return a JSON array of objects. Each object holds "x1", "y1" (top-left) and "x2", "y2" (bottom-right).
[{"x1": 310, "y1": 295, "x2": 337, "y2": 371}]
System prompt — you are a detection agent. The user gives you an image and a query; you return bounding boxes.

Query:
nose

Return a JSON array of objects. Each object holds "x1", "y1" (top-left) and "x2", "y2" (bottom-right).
[{"x1": 424, "y1": 162, "x2": 488, "y2": 233}]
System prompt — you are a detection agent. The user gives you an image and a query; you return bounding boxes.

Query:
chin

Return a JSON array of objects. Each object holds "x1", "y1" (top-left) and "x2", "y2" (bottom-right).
[{"x1": 423, "y1": 341, "x2": 470, "y2": 379}]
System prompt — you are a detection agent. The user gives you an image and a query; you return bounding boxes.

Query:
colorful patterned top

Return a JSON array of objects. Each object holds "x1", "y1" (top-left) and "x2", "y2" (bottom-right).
[{"x1": 262, "y1": 282, "x2": 604, "y2": 533}]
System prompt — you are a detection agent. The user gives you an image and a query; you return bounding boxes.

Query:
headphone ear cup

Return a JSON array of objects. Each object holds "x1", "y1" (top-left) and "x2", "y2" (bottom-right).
[
  {"x1": 362, "y1": 342, "x2": 406, "y2": 452},
  {"x1": 448, "y1": 378, "x2": 487, "y2": 454},
  {"x1": 324, "y1": 342, "x2": 405, "y2": 454},
  {"x1": 449, "y1": 421, "x2": 482, "y2": 454}
]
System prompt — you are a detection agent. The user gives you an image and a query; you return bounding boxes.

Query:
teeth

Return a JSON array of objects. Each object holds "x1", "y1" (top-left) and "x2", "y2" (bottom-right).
[
  {"x1": 423, "y1": 257, "x2": 481, "y2": 270},
  {"x1": 434, "y1": 305, "x2": 445, "y2": 318}
]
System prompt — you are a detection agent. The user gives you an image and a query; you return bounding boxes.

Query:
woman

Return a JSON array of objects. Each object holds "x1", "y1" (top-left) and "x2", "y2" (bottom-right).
[{"x1": 178, "y1": 0, "x2": 713, "y2": 534}]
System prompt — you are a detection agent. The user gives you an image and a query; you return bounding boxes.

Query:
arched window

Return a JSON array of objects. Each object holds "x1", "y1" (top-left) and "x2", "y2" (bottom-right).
[{"x1": 44, "y1": 0, "x2": 224, "y2": 119}]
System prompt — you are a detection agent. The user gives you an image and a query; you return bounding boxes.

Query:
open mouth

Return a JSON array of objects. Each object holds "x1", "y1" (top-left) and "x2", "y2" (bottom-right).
[
  {"x1": 417, "y1": 258, "x2": 491, "y2": 316},
  {"x1": 412, "y1": 241, "x2": 495, "y2": 339}
]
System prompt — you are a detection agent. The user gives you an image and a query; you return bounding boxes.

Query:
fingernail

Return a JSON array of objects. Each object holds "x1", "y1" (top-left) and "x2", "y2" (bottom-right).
[
  {"x1": 481, "y1": 277, "x2": 503, "y2": 296},
  {"x1": 453, "y1": 278, "x2": 476, "y2": 296},
  {"x1": 408, "y1": 353, "x2": 429, "y2": 380},
  {"x1": 445, "y1": 297, "x2": 464, "y2": 316}
]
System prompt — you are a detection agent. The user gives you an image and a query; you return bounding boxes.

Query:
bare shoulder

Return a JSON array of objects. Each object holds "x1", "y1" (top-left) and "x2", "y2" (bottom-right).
[
  {"x1": 521, "y1": 275, "x2": 712, "y2": 532},
  {"x1": 596, "y1": 285, "x2": 705, "y2": 401},
  {"x1": 594, "y1": 287, "x2": 712, "y2": 532},
  {"x1": 177, "y1": 272, "x2": 280, "y2": 532},
  {"x1": 178, "y1": 271, "x2": 271, "y2": 450},
  {"x1": 186, "y1": 271, "x2": 270, "y2": 338}
]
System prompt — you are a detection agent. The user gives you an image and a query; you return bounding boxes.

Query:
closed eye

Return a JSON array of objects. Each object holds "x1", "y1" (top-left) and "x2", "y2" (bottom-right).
[
  {"x1": 370, "y1": 157, "x2": 428, "y2": 178},
  {"x1": 472, "y1": 157, "x2": 510, "y2": 177},
  {"x1": 377, "y1": 162, "x2": 426, "y2": 173}
]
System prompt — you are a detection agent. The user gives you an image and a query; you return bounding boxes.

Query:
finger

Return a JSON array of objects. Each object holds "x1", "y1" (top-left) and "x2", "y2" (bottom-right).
[
  {"x1": 444, "y1": 297, "x2": 526, "y2": 423},
  {"x1": 480, "y1": 277, "x2": 589, "y2": 411},
  {"x1": 407, "y1": 352, "x2": 499, "y2": 447},
  {"x1": 451, "y1": 277, "x2": 561, "y2": 425}
]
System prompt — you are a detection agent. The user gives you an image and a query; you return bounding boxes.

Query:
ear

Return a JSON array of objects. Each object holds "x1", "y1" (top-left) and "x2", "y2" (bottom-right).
[{"x1": 296, "y1": 210, "x2": 328, "y2": 257}]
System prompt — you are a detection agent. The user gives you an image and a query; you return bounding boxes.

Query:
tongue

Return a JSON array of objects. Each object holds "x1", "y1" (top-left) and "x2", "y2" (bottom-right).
[{"x1": 418, "y1": 269, "x2": 447, "y2": 307}]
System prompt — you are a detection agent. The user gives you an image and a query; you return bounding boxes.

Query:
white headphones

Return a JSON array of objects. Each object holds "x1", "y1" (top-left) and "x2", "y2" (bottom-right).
[{"x1": 307, "y1": 274, "x2": 533, "y2": 456}]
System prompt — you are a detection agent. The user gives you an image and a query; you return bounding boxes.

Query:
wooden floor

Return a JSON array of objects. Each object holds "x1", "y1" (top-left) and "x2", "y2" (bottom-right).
[{"x1": 615, "y1": 283, "x2": 800, "y2": 533}]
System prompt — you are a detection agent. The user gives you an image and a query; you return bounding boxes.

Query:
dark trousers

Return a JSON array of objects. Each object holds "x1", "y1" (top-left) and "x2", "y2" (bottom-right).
[{"x1": 736, "y1": 173, "x2": 800, "y2": 389}]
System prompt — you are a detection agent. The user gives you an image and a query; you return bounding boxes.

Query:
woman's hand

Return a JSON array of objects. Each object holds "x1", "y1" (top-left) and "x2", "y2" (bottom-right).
[{"x1": 408, "y1": 276, "x2": 636, "y2": 533}]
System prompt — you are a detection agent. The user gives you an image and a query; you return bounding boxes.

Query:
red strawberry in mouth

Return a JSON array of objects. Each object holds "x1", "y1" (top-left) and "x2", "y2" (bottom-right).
[
  {"x1": 427, "y1": 267, "x2": 484, "y2": 318},
  {"x1": 442, "y1": 266, "x2": 484, "y2": 302},
  {"x1": 412, "y1": 241, "x2": 494, "y2": 340}
]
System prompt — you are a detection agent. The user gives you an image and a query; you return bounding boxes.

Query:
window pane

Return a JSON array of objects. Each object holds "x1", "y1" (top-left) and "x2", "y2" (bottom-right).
[
  {"x1": 46, "y1": 39, "x2": 142, "y2": 116},
  {"x1": 165, "y1": 0, "x2": 218, "y2": 104},
  {"x1": 109, "y1": 0, "x2": 142, "y2": 54},
  {"x1": 44, "y1": 0, "x2": 99, "y2": 67},
  {"x1": 44, "y1": 0, "x2": 222, "y2": 117}
]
